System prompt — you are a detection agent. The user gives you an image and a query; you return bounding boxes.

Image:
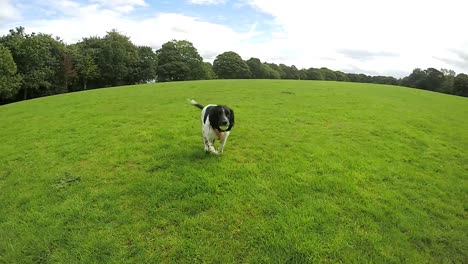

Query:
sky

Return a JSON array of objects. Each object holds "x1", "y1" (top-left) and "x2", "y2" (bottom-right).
[{"x1": 1, "y1": 0, "x2": 467, "y2": 77}]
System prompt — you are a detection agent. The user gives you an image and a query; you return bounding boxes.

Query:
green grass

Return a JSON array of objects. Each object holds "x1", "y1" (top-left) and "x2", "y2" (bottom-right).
[{"x1": 0, "y1": 80, "x2": 467, "y2": 263}]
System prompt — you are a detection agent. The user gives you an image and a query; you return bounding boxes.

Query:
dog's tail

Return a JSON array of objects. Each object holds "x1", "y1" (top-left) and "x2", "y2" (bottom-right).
[{"x1": 188, "y1": 99, "x2": 204, "y2": 110}]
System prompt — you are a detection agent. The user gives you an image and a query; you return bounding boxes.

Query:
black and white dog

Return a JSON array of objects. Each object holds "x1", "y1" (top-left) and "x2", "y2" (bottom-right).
[{"x1": 189, "y1": 99, "x2": 235, "y2": 155}]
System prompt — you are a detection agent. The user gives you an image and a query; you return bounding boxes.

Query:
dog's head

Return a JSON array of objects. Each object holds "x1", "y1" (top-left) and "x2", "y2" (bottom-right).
[{"x1": 209, "y1": 105, "x2": 235, "y2": 132}]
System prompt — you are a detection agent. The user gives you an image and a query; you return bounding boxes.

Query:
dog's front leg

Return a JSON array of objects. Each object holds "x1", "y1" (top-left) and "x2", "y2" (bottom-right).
[
  {"x1": 204, "y1": 137, "x2": 218, "y2": 155},
  {"x1": 217, "y1": 132, "x2": 230, "y2": 154}
]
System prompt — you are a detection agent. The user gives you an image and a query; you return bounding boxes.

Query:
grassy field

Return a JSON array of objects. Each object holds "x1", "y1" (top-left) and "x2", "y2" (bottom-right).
[{"x1": 0, "y1": 80, "x2": 467, "y2": 263}]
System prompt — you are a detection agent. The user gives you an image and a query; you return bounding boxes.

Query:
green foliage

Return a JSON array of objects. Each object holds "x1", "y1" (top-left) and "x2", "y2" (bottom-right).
[
  {"x1": 176, "y1": 41, "x2": 205, "y2": 80},
  {"x1": 441, "y1": 69, "x2": 456, "y2": 94},
  {"x1": 158, "y1": 61, "x2": 191, "y2": 81},
  {"x1": 0, "y1": 27, "x2": 26, "y2": 60},
  {"x1": 156, "y1": 40, "x2": 204, "y2": 82},
  {"x1": 400, "y1": 68, "x2": 449, "y2": 92},
  {"x1": 423, "y1": 68, "x2": 445, "y2": 91},
  {"x1": 76, "y1": 31, "x2": 138, "y2": 87},
  {"x1": 298, "y1": 69, "x2": 307, "y2": 80},
  {"x1": 15, "y1": 33, "x2": 61, "y2": 98},
  {"x1": 58, "y1": 46, "x2": 78, "y2": 92},
  {"x1": 0, "y1": 45, "x2": 17, "y2": 76},
  {"x1": 0, "y1": 27, "x2": 74, "y2": 98},
  {"x1": 320, "y1": 67, "x2": 337, "y2": 81},
  {"x1": 302, "y1": 68, "x2": 323, "y2": 80},
  {"x1": 401, "y1": 68, "x2": 426, "y2": 88},
  {"x1": 213, "y1": 51, "x2": 251, "y2": 79},
  {"x1": 453, "y1": 73, "x2": 468, "y2": 96},
  {"x1": 371, "y1": 76, "x2": 398, "y2": 85},
  {"x1": 246, "y1": 57, "x2": 269, "y2": 79},
  {"x1": 156, "y1": 41, "x2": 184, "y2": 81},
  {"x1": 201, "y1": 62, "x2": 216, "y2": 80},
  {"x1": 264, "y1": 64, "x2": 281, "y2": 79},
  {"x1": 102, "y1": 30, "x2": 138, "y2": 86},
  {"x1": 334, "y1": 70, "x2": 349, "y2": 81},
  {"x1": 245, "y1": 58, "x2": 281, "y2": 79},
  {"x1": 279, "y1": 64, "x2": 300, "y2": 79},
  {"x1": 0, "y1": 80, "x2": 467, "y2": 262},
  {"x1": 72, "y1": 45, "x2": 99, "y2": 90},
  {"x1": 0, "y1": 44, "x2": 22, "y2": 99},
  {"x1": 264, "y1": 63, "x2": 285, "y2": 78},
  {"x1": 132, "y1": 46, "x2": 158, "y2": 83}
]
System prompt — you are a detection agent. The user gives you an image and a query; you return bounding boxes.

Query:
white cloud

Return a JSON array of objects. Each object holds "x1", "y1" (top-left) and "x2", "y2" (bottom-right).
[
  {"x1": 0, "y1": 1, "x2": 255, "y2": 61},
  {"x1": 188, "y1": 0, "x2": 226, "y2": 5},
  {"x1": 1, "y1": 0, "x2": 467, "y2": 77},
  {"x1": 91, "y1": 0, "x2": 148, "y2": 7},
  {"x1": 0, "y1": 0, "x2": 20, "y2": 22},
  {"x1": 246, "y1": 0, "x2": 468, "y2": 75}
]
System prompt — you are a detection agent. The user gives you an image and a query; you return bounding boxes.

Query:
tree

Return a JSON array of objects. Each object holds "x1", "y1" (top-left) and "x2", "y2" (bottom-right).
[
  {"x1": 334, "y1": 71, "x2": 348, "y2": 81},
  {"x1": 279, "y1": 64, "x2": 300, "y2": 79},
  {"x1": 320, "y1": 68, "x2": 337, "y2": 81},
  {"x1": 346, "y1": 73, "x2": 359, "y2": 82},
  {"x1": 371, "y1": 76, "x2": 398, "y2": 85},
  {"x1": 453, "y1": 73, "x2": 468, "y2": 96},
  {"x1": 20, "y1": 35, "x2": 56, "y2": 99},
  {"x1": 1, "y1": 27, "x2": 76, "y2": 98},
  {"x1": 158, "y1": 61, "x2": 191, "y2": 82},
  {"x1": 59, "y1": 46, "x2": 78, "y2": 93},
  {"x1": 264, "y1": 63, "x2": 285, "y2": 78},
  {"x1": 156, "y1": 41, "x2": 184, "y2": 82},
  {"x1": 423, "y1": 68, "x2": 444, "y2": 91},
  {"x1": 132, "y1": 46, "x2": 158, "y2": 83},
  {"x1": 201, "y1": 62, "x2": 216, "y2": 79},
  {"x1": 213, "y1": 51, "x2": 251, "y2": 79},
  {"x1": 303, "y1": 68, "x2": 323, "y2": 80},
  {"x1": 401, "y1": 68, "x2": 425, "y2": 88},
  {"x1": 101, "y1": 30, "x2": 138, "y2": 86},
  {"x1": 77, "y1": 30, "x2": 138, "y2": 87},
  {"x1": 156, "y1": 40, "x2": 204, "y2": 82},
  {"x1": 441, "y1": 68, "x2": 456, "y2": 94},
  {"x1": 175, "y1": 40, "x2": 205, "y2": 80},
  {"x1": 0, "y1": 44, "x2": 22, "y2": 100},
  {"x1": 358, "y1": 74, "x2": 372, "y2": 83},
  {"x1": 246, "y1": 57, "x2": 268, "y2": 79},
  {"x1": 75, "y1": 51, "x2": 99, "y2": 90},
  {"x1": 2, "y1": 31, "x2": 61, "y2": 99},
  {"x1": 264, "y1": 64, "x2": 281, "y2": 79},
  {"x1": 298, "y1": 69, "x2": 307, "y2": 80},
  {"x1": 0, "y1": 27, "x2": 26, "y2": 62}
]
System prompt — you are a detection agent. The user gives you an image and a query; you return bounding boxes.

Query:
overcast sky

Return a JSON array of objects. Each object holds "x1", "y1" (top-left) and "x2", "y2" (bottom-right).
[{"x1": 1, "y1": 0, "x2": 467, "y2": 77}]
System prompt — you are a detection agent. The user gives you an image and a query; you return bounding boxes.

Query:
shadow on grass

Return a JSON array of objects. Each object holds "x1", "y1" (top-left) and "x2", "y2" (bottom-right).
[
  {"x1": 147, "y1": 146, "x2": 221, "y2": 174},
  {"x1": 178, "y1": 146, "x2": 222, "y2": 161}
]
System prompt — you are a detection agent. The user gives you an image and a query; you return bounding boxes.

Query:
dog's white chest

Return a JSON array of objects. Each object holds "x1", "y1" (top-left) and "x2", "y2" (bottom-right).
[{"x1": 203, "y1": 123, "x2": 220, "y2": 141}]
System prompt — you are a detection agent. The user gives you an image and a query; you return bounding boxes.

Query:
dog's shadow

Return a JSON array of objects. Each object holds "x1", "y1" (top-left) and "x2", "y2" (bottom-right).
[
  {"x1": 148, "y1": 147, "x2": 220, "y2": 174},
  {"x1": 181, "y1": 147, "x2": 221, "y2": 161}
]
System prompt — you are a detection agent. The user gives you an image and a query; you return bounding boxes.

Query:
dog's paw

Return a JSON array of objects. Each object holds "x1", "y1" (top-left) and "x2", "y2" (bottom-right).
[
  {"x1": 208, "y1": 149, "x2": 219, "y2": 155},
  {"x1": 205, "y1": 146, "x2": 218, "y2": 155}
]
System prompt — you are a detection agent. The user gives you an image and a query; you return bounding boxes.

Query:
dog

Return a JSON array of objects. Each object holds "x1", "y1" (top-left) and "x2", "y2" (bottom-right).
[{"x1": 189, "y1": 99, "x2": 235, "y2": 155}]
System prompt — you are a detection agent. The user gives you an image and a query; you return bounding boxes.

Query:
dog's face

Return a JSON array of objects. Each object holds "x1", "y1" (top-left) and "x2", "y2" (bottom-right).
[{"x1": 209, "y1": 105, "x2": 235, "y2": 132}]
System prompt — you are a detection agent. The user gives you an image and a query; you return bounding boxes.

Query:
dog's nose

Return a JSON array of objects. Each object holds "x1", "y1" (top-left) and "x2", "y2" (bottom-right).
[{"x1": 220, "y1": 121, "x2": 228, "y2": 126}]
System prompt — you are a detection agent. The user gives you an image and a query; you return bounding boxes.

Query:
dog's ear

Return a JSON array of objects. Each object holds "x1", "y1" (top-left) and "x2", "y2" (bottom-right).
[
  {"x1": 227, "y1": 108, "x2": 234, "y2": 131},
  {"x1": 209, "y1": 106, "x2": 222, "y2": 129}
]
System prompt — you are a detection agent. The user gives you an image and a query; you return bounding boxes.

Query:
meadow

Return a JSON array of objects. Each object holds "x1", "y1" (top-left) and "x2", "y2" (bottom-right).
[{"x1": 0, "y1": 80, "x2": 466, "y2": 263}]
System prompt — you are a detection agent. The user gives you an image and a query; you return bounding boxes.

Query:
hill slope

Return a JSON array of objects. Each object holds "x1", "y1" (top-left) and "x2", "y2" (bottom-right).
[{"x1": 1, "y1": 80, "x2": 467, "y2": 263}]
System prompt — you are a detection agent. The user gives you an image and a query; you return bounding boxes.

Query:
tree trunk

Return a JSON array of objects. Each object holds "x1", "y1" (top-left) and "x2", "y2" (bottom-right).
[
  {"x1": 23, "y1": 87, "x2": 28, "y2": 100},
  {"x1": 83, "y1": 79, "x2": 87, "y2": 90}
]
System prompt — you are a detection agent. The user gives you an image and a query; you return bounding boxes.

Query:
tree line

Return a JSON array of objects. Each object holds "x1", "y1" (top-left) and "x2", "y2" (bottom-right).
[{"x1": 1, "y1": 27, "x2": 467, "y2": 105}]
